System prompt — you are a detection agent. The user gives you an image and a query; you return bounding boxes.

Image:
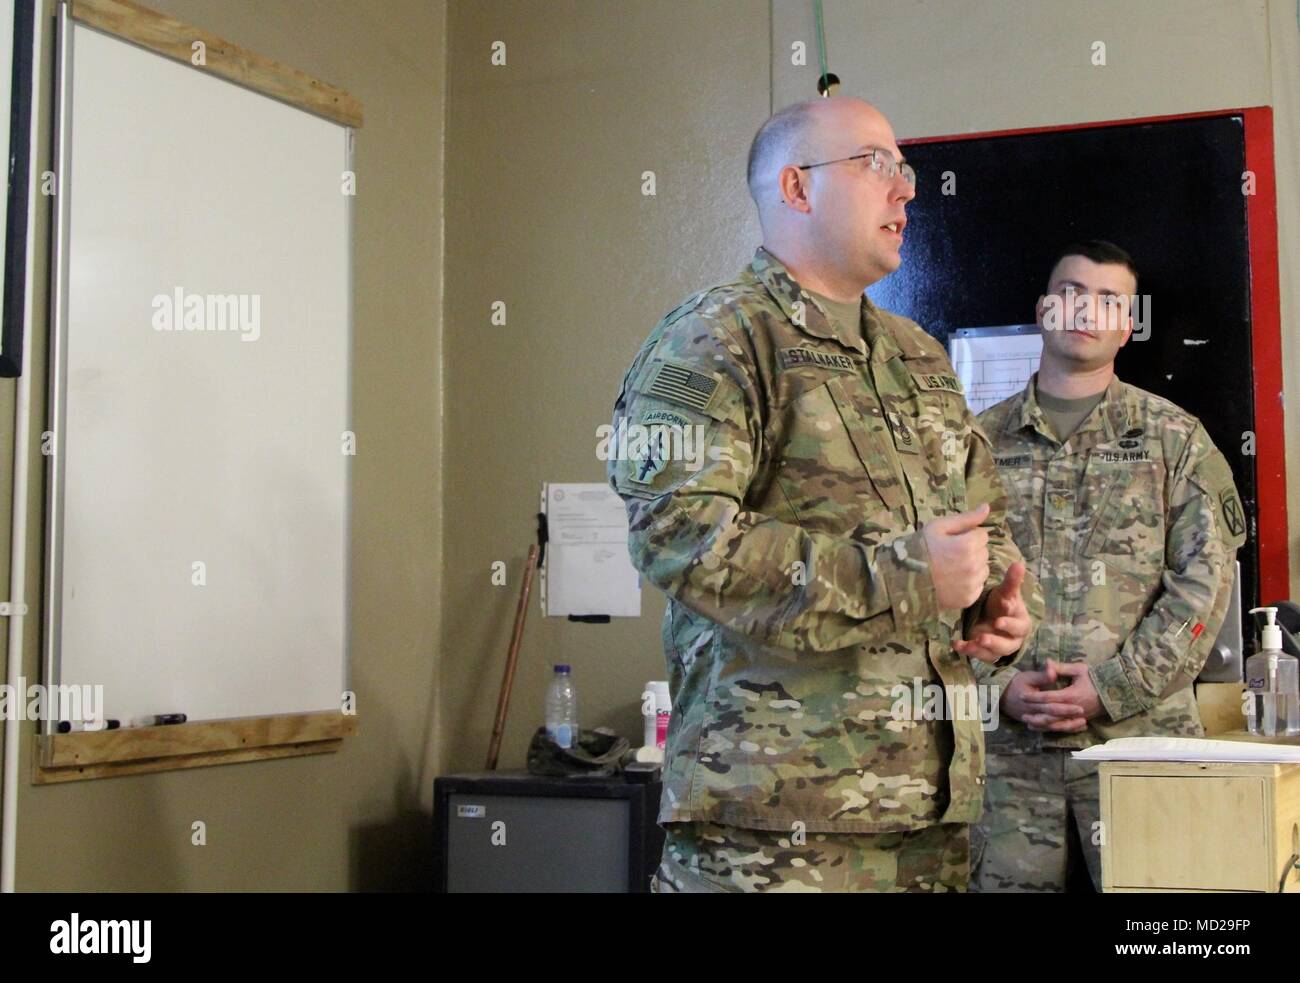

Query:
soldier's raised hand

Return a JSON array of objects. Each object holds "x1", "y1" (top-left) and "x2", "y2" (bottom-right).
[
  {"x1": 922, "y1": 503, "x2": 991, "y2": 610},
  {"x1": 954, "y1": 561, "x2": 1033, "y2": 663}
]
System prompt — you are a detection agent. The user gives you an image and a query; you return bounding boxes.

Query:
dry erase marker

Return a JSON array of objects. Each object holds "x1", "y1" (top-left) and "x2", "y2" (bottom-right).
[
  {"x1": 132, "y1": 713, "x2": 187, "y2": 727},
  {"x1": 57, "y1": 719, "x2": 121, "y2": 733}
]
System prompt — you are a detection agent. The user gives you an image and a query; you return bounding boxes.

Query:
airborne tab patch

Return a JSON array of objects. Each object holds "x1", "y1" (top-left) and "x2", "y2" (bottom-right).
[
  {"x1": 779, "y1": 347, "x2": 859, "y2": 373},
  {"x1": 645, "y1": 361, "x2": 720, "y2": 413},
  {"x1": 638, "y1": 408, "x2": 694, "y2": 429},
  {"x1": 913, "y1": 372, "x2": 964, "y2": 395}
]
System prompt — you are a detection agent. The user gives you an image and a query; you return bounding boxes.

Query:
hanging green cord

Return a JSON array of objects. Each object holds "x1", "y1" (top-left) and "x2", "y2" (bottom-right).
[
  {"x1": 1279, "y1": 853, "x2": 1299, "y2": 893},
  {"x1": 814, "y1": 0, "x2": 829, "y2": 95}
]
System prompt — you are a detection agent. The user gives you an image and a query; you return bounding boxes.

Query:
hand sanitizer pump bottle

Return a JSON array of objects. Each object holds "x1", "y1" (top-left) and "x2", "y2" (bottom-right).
[{"x1": 1245, "y1": 607, "x2": 1300, "y2": 737}]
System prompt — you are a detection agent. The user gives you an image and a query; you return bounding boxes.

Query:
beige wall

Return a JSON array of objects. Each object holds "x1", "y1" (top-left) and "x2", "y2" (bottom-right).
[
  {"x1": 0, "y1": 0, "x2": 1293, "y2": 890},
  {"x1": 1, "y1": 0, "x2": 446, "y2": 891},
  {"x1": 438, "y1": 0, "x2": 769, "y2": 771}
]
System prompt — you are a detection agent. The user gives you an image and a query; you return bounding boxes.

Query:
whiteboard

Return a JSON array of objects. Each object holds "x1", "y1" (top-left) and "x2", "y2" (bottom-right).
[
  {"x1": 46, "y1": 18, "x2": 351, "y2": 725},
  {"x1": 948, "y1": 325, "x2": 1042, "y2": 415}
]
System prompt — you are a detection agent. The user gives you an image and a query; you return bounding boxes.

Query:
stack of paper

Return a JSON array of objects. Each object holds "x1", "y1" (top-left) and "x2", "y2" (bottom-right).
[
  {"x1": 540, "y1": 483, "x2": 641, "y2": 618},
  {"x1": 1073, "y1": 736, "x2": 1300, "y2": 763}
]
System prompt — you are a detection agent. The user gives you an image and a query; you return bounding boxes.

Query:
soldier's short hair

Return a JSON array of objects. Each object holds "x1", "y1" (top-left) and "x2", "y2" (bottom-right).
[
  {"x1": 746, "y1": 100, "x2": 826, "y2": 206},
  {"x1": 1050, "y1": 239, "x2": 1139, "y2": 291}
]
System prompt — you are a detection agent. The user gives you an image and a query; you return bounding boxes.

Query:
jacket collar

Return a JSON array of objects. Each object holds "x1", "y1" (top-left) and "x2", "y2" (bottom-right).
[
  {"x1": 1011, "y1": 372, "x2": 1131, "y2": 448},
  {"x1": 749, "y1": 246, "x2": 873, "y2": 358}
]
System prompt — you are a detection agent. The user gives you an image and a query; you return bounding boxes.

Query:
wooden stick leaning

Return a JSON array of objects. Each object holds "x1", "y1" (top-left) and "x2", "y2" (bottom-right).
[{"x1": 485, "y1": 545, "x2": 539, "y2": 770}]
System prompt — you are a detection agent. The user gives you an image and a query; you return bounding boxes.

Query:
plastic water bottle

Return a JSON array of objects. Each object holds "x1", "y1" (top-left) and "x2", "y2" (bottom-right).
[{"x1": 545, "y1": 664, "x2": 579, "y2": 749}]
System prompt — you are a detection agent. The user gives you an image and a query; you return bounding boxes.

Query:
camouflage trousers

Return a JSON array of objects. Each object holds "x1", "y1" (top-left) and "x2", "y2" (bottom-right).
[
  {"x1": 651, "y1": 820, "x2": 969, "y2": 893},
  {"x1": 970, "y1": 750, "x2": 1101, "y2": 892}
]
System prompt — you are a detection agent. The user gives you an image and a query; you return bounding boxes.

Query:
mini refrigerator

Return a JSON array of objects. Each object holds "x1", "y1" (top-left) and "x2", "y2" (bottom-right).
[{"x1": 433, "y1": 771, "x2": 664, "y2": 893}]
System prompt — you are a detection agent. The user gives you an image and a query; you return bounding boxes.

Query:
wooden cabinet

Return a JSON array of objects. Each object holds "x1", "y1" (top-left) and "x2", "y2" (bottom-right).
[{"x1": 1100, "y1": 759, "x2": 1300, "y2": 892}]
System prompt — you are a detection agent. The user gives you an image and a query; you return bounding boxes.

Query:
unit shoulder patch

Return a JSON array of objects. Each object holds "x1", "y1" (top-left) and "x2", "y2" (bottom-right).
[
  {"x1": 1220, "y1": 485, "x2": 1246, "y2": 541},
  {"x1": 1188, "y1": 446, "x2": 1247, "y2": 546}
]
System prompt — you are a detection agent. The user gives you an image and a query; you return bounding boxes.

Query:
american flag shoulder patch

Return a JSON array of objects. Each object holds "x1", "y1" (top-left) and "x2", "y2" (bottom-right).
[{"x1": 645, "y1": 361, "x2": 720, "y2": 414}]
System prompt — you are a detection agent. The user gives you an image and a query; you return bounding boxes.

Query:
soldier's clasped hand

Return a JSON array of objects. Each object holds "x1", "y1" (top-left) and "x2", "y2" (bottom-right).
[
  {"x1": 1000, "y1": 661, "x2": 1089, "y2": 732},
  {"x1": 1019, "y1": 659, "x2": 1102, "y2": 722}
]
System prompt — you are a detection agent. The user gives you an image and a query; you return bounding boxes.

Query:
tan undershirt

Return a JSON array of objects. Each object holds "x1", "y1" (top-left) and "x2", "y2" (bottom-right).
[
  {"x1": 1036, "y1": 379, "x2": 1106, "y2": 442},
  {"x1": 807, "y1": 289, "x2": 864, "y2": 340}
]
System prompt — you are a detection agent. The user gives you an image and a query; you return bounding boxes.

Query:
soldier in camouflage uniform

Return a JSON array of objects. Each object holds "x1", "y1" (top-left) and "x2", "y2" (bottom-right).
[
  {"x1": 606, "y1": 96, "x2": 1043, "y2": 892},
  {"x1": 971, "y1": 241, "x2": 1247, "y2": 892}
]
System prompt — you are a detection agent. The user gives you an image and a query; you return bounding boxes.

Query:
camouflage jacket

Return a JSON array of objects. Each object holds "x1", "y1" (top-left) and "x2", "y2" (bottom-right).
[
  {"x1": 975, "y1": 375, "x2": 1246, "y2": 753},
  {"x1": 607, "y1": 247, "x2": 1042, "y2": 833}
]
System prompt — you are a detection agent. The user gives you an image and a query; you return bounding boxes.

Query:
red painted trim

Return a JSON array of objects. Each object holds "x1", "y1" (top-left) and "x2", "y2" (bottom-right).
[
  {"x1": 1241, "y1": 107, "x2": 1290, "y2": 603},
  {"x1": 899, "y1": 108, "x2": 1264, "y2": 146},
  {"x1": 902, "y1": 107, "x2": 1290, "y2": 602}
]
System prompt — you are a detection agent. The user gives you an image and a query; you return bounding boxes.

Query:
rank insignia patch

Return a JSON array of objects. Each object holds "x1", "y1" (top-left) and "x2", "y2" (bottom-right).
[{"x1": 887, "y1": 410, "x2": 920, "y2": 454}]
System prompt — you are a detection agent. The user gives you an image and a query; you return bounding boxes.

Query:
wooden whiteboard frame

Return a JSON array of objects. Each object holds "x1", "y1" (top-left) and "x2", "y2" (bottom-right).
[
  {"x1": 33, "y1": 711, "x2": 358, "y2": 783},
  {"x1": 38, "y1": 0, "x2": 362, "y2": 782},
  {"x1": 68, "y1": 0, "x2": 361, "y2": 127}
]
